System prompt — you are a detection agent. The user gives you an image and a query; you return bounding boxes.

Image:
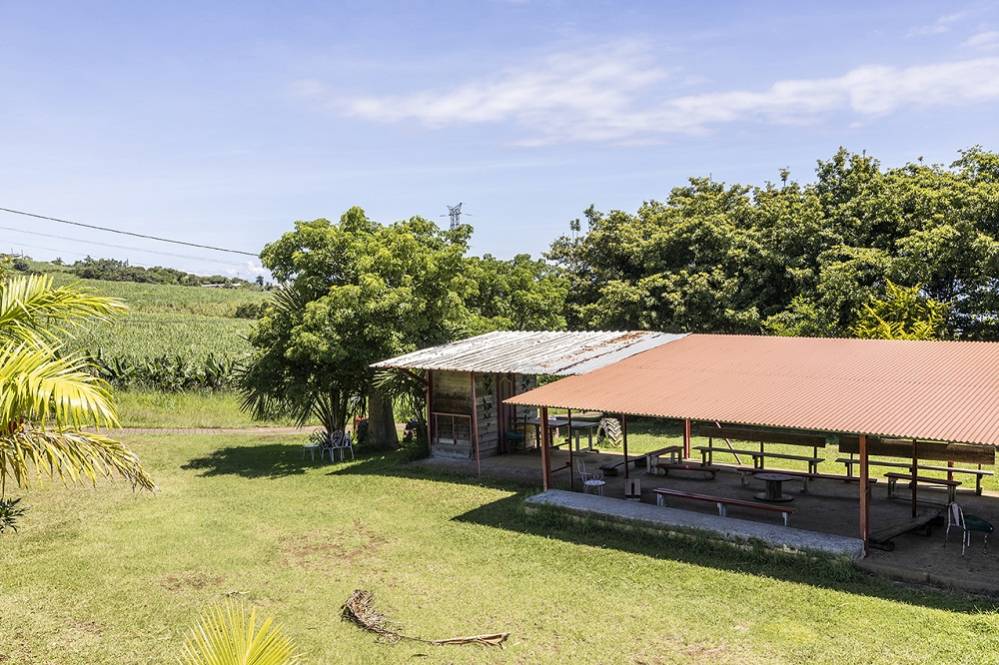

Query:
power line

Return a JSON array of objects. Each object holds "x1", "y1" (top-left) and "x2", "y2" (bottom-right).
[
  {"x1": 0, "y1": 206, "x2": 259, "y2": 257},
  {"x1": 0, "y1": 225, "x2": 254, "y2": 269}
]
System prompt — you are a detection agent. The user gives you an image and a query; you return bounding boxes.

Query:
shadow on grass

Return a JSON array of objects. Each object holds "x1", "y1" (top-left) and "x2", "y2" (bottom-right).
[
  {"x1": 182, "y1": 443, "x2": 317, "y2": 478},
  {"x1": 328, "y1": 452, "x2": 999, "y2": 614}
]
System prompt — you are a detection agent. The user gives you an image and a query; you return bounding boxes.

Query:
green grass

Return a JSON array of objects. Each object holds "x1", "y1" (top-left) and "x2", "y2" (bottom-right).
[
  {"x1": 115, "y1": 390, "x2": 301, "y2": 429},
  {"x1": 600, "y1": 419, "x2": 999, "y2": 492},
  {"x1": 3, "y1": 432, "x2": 998, "y2": 664}
]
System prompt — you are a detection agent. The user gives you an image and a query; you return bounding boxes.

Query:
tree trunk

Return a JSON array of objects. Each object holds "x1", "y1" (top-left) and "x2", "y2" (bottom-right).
[{"x1": 367, "y1": 387, "x2": 398, "y2": 450}]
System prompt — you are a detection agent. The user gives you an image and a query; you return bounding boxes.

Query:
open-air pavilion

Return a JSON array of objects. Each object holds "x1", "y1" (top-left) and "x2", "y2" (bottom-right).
[{"x1": 500, "y1": 334, "x2": 999, "y2": 574}]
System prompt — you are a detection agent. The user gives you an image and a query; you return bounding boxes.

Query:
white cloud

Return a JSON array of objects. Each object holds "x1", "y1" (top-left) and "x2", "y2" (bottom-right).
[
  {"x1": 964, "y1": 30, "x2": 999, "y2": 50},
  {"x1": 908, "y1": 11, "x2": 969, "y2": 36},
  {"x1": 300, "y1": 45, "x2": 999, "y2": 145}
]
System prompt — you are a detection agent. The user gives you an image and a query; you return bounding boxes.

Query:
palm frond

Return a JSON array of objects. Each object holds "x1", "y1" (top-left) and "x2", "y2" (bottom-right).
[
  {"x1": 0, "y1": 273, "x2": 126, "y2": 345},
  {"x1": 0, "y1": 343, "x2": 119, "y2": 429},
  {"x1": 180, "y1": 601, "x2": 300, "y2": 665},
  {"x1": 0, "y1": 426, "x2": 155, "y2": 494}
]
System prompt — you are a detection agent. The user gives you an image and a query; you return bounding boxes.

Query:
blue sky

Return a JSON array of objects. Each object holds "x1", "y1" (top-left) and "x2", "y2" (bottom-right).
[{"x1": 2, "y1": 1, "x2": 999, "y2": 279}]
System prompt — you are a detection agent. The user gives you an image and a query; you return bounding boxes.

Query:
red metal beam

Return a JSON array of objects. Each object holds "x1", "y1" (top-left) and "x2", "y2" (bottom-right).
[
  {"x1": 683, "y1": 418, "x2": 692, "y2": 460},
  {"x1": 567, "y1": 408, "x2": 574, "y2": 491},
  {"x1": 540, "y1": 407, "x2": 551, "y2": 490},
  {"x1": 622, "y1": 413, "x2": 630, "y2": 481},
  {"x1": 859, "y1": 434, "x2": 870, "y2": 555}
]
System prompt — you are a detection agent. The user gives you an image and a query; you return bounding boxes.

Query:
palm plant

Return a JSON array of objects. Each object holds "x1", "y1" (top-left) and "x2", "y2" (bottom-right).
[
  {"x1": 180, "y1": 602, "x2": 300, "y2": 665},
  {"x1": 0, "y1": 274, "x2": 154, "y2": 500}
]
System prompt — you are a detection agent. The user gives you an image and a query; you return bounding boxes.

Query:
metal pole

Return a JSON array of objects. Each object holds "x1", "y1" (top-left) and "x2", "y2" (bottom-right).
[
  {"x1": 567, "y1": 408, "x2": 574, "y2": 491},
  {"x1": 540, "y1": 406, "x2": 551, "y2": 490},
  {"x1": 859, "y1": 434, "x2": 870, "y2": 555},
  {"x1": 622, "y1": 414, "x2": 629, "y2": 481},
  {"x1": 683, "y1": 418, "x2": 692, "y2": 460}
]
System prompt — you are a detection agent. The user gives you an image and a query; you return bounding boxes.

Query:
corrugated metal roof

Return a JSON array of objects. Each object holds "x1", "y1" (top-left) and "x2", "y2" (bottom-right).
[
  {"x1": 504, "y1": 334, "x2": 999, "y2": 447},
  {"x1": 371, "y1": 330, "x2": 686, "y2": 376}
]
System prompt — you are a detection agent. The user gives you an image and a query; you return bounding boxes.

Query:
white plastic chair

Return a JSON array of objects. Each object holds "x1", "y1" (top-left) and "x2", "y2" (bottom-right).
[
  {"x1": 945, "y1": 502, "x2": 993, "y2": 556},
  {"x1": 324, "y1": 431, "x2": 355, "y2": 463},
  {"x1": 576, "y1": 459, "x2": 606, "y2": 495},
  {"x1": 302, "y1": 440, "x2": 322, "y2": 462}
]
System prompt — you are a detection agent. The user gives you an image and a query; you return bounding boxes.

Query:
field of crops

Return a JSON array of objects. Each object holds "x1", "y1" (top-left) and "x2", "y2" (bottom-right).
[
  {"x1": 36, "y1": 270, "x2": 274, "y2": 391},
  {"x1": 65, "y1": 312, "x2": 255, "y2": 362}
]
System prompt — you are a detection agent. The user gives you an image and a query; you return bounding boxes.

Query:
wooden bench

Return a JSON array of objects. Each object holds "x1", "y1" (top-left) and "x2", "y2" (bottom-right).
[
  {"x1": 696, "y1": 446, "x2": 823, "y2": 474},
  {"x1": 645, "y1": 446, "x2": 684, "y2": 475},
  {"x1": 756, "y1": 468, "x2": 877, "y2": 493},
  {"x1": 869, "y1": 511, "x2": 942, "y2": 551},
  {"x1": 655, "y1": 462, "x2": 720, "y2": 480},
  {"x1": 884, "y1": 473, "x2": 960, "y2": 504},
  {"x1": 838, "y1": 457, "x2": 992, "y2": 495},
  {"x1": 598, "y1": 455, "x2": 644, "y2": 477},
  {"x1": 653, "y1": 487, "x2": 795, "y2": 526}
]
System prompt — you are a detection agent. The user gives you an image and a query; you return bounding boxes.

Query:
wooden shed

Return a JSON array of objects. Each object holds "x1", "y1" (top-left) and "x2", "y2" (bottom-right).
[{"x1": 372, "y1": 330, "x2": 683, "y2": 462}]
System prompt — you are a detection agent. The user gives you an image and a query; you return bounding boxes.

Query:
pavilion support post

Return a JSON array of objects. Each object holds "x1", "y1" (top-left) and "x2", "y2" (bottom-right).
[
  {"x1": 683, "y1": 418, "x2": 692, "y2": 460},
  {"x1": 540, "y1": 407, "x2": 551, "y2": 491},
  {"x1": 470, "y1": 372, "x2": 480, "y2": 477},
  {"x1": 911, "y1": 439, "x2": 918, "y2": 518},
  {"x1": 859, "y1": 434, "x2": 870, "y2": 555},
  {"x1": 622, "y1": 414, "x2": 629, "y2": 481},
  {"x1": 567, "y1": 408, "x2": 574, "y2": 491}
]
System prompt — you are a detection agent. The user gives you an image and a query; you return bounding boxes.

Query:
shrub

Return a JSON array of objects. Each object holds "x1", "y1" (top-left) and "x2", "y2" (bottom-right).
[
  {"x1": 0, "y1": 498, "x2": 27, "y2": 534},
  {"x1": 180, "y1": 601, "x2": 300, "y2": 665}
]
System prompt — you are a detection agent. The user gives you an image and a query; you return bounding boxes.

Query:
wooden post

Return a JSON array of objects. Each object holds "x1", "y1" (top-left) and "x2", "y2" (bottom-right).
[
  {"x1": 948, "y1": 460, "x2": 955, "y2": 483},
  {"x1": 683, "y1": 418, "x2": 692, "y2": 460},
  {"x1": 911, "y1": 439, "x2": 918, "y2": 518},
  {"x1": 495, "y1": 374, "x2": 503, "y2": 454},
  {"x1": 567, "y1": 408, "x2": 574, "y2": 491},
  {"x1": 859, "y1": 434, "x2": 870, "y2": 555},
  {"x1": 622, "y1": 414, "x2": 630, "y2": 481},
  {"x1": 540, "y1": 406, "x2": 551, "y2": 490},
  {"x1": 470, "y1": 372, "x2": 480, "y2": 477},
  {"x1": 426, "y1": 370, "x2": 434, "y2": 448}
]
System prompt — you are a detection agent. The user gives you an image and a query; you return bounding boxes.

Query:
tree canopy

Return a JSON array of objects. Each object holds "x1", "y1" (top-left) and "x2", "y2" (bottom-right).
[
  {"x1": 549, "y1": 147, "x2": 999, "y2": 340},
  {"x1": 242, "y1": 208, "x2": 475, "y2": 436}
]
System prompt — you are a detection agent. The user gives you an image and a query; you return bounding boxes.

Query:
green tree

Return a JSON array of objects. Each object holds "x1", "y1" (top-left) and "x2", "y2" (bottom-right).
[
  {"x1": 0, "y1": 274, "x2": 154, "y2": 505},
  {"x1": 552, "y1": 147, "x2": 999, "y2": 340},
  {"x1": 464, "y1": 253, "x2": 569, "y2": 332},
  {"x1": 852, "y1": 280, "x2": 947, "y2": 340},
  {"x1": 240, "y1": 208, "x2": 473, "y2": 446}
]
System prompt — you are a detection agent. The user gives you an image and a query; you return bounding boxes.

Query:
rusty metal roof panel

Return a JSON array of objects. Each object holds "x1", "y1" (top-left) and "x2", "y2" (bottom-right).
[
  {"x1": 371, "y1": 330, "x2": 686, "y2": 376},
  {"x1": 504, "y1": 334, "x2": 999, "y2": 447}
]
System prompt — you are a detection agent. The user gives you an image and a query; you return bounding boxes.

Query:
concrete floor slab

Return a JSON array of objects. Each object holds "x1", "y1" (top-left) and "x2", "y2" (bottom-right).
[{"x1": 525, "y1": 489, "x2": 866, "y2": 559}]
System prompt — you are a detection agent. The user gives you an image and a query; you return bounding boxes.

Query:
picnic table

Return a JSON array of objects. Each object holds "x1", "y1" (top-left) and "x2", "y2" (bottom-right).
[
  {"x1": 753, "y1": 472, "x2": 797, "y2": 503},
  {"x1": 525, "y1": 416, "x2": 600, "y2": 451}
]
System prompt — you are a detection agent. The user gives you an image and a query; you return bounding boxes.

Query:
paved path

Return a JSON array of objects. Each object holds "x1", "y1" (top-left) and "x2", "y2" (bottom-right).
[{"x1": 526, "y1": 489, "x2": 865, "y2": 559}]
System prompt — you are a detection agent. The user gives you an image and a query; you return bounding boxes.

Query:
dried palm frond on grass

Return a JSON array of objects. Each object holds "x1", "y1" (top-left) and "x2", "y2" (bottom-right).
[{"x1": 341, "y1": 589, "x2": 509, "y2": 648}]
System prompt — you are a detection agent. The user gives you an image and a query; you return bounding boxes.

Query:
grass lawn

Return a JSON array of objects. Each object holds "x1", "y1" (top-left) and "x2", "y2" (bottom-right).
[
  {"x1": 3, "y1": 432, "x2": 999, "y2": 664},
  {"x1": 115, "y1": 390, "x2": 304, "y2": 429}
]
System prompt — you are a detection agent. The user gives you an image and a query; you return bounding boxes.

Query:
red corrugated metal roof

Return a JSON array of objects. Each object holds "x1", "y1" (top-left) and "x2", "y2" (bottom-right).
[{"x1": 504, "y1": 334, "x2": 999, "y2": 446}]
